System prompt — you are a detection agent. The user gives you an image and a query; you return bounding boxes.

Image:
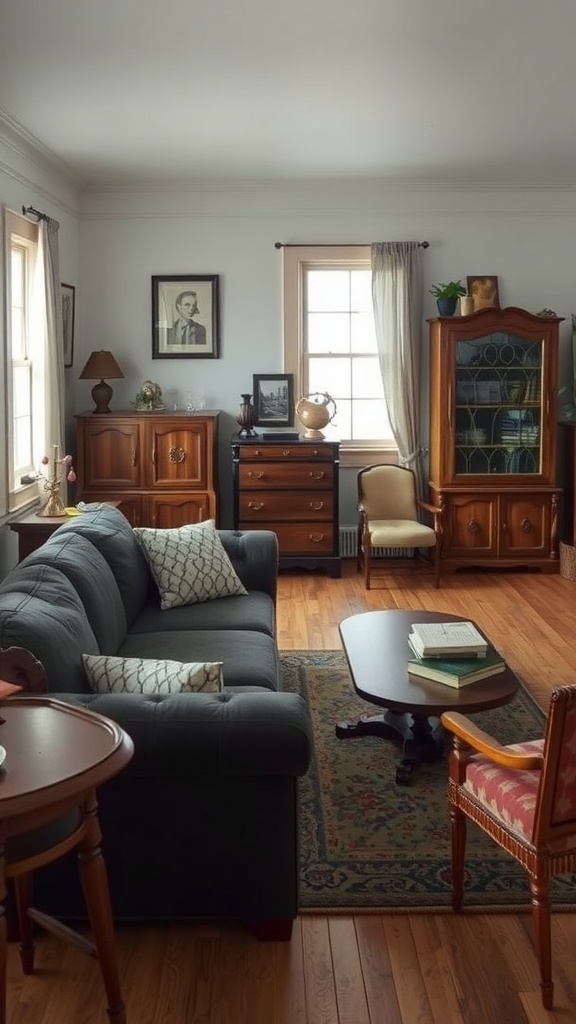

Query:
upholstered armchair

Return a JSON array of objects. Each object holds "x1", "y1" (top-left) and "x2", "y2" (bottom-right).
[
  {"x1": 356, "y1": 464, "x2": 442, "y2": 589},
  {"x1": 441, "y1": 685, "x2": 576, "y2": 1010}
]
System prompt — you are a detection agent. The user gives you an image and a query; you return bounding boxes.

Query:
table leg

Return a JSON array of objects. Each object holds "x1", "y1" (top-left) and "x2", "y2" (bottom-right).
[
  {"x1": 0, "y1": 853, "x2": 7, "y2": 1024},
  {"x1": 77, "y1": 795, "x2": 126, "y2": 1024},
  {"x1": 335, "y1": 711, "x2": 445, "y2": 784}
]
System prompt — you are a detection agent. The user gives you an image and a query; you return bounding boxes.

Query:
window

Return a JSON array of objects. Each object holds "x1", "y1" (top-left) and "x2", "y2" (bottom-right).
[
  {"x1": 4, "y1": 210, "x2": 42, "y2": 512},
  {"x1": 283, "y1": 245, "x2": 395, "y2": 467}
]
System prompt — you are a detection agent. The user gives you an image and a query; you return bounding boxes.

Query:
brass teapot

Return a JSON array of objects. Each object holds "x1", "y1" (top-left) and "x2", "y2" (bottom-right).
[{"x1": 296, "y1": 392, "x2": 337, "y2": 439}]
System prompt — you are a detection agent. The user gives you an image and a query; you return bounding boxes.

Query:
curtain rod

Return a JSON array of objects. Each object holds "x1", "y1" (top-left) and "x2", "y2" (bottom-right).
[
  {"x1": 21, "y1": 205, "x2": 49, "y2": 222},
  {"x1": 274, "y1": 240, "x2": 429, "y2": 249}
]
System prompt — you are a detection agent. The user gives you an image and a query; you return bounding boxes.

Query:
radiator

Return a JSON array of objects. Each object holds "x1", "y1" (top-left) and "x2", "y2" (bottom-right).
[{"x1": 339, "y1": 526, "x2": 411, "y2": 559}]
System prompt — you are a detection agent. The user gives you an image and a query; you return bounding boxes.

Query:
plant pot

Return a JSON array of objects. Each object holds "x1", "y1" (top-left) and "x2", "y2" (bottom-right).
[{"x1": 436, "y1": 297, "x2": 458, "y2": 316}]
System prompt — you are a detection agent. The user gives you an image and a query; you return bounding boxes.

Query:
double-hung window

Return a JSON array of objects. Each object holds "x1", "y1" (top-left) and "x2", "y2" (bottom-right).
[
  {"x1": 4, "y1": 210, "x2": 42, "y2": 513},
  {"x1": 283, "y1": 245, "x2": 395, "y2": 466}
]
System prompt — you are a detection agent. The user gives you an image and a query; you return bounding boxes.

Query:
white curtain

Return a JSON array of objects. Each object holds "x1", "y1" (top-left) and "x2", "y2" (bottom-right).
[
  {"x1": 32, "y1": 217, "x2": 65, "y2": 466},
  {"x1": 371, "y1": 241, "x2": 425, "y2": 494}
]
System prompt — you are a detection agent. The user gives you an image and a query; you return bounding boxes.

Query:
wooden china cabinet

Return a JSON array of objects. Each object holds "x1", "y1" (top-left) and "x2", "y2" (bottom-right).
[
  {"x1": 75, "y1": 410, "x2": 219, "y2": 527},
  {"x1": 427, "y1": 307, "x2": 562, "y2": 573}
]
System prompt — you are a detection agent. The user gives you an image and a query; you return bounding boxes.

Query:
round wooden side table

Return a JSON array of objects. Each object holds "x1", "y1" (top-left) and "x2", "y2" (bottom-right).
[{"x1": 0, "y1": 696, "x2": 134, "y2": 1024}]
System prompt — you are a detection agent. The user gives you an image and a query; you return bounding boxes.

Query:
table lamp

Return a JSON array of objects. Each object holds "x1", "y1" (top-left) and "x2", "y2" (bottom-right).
[{"x1": 79, "y1": 350, "x2": 124, "y2": 414}]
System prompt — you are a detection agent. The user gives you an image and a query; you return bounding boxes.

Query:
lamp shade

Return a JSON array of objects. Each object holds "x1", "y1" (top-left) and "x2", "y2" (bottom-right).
[
  {"x1": 79, "y1": 350, "x2": 124, "y2": 414},
  {"x1": 79, "y1": 350, "x2": 124, "y2": 381}
]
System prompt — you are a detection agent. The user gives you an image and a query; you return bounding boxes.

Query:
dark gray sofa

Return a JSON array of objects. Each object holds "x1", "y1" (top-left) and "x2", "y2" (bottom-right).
[{"x1": 0, "y1": 504, "x2": 313, "y2": 939}]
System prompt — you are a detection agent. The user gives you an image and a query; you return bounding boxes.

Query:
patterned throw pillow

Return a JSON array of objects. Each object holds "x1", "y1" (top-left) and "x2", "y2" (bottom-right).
[
  {"x1": 133, "y1": 520, "x2": 248, "y2": 610},
  {"x1": 83, "y1": 654, "x2": 223, "y2": 694}
]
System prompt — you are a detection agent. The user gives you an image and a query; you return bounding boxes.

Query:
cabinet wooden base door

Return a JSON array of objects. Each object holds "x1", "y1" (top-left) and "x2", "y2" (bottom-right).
[
  {"x1": 232, "y1": 437, "x2": 341, "y2": 577},
  {"x1": 75, "y1": 411, "x2": 219, "y2": 529}
]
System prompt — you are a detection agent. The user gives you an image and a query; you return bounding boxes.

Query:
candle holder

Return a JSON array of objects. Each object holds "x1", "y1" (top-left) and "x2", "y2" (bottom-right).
[{"x1": 36, "y1": 445, "x2": 77, "y2": 518}]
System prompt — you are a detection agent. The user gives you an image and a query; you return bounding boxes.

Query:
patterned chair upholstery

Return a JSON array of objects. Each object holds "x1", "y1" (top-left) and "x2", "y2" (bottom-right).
[
  {"x1": 356, "y1": 464, "x2": 443, "y2": 589},
  {"x1": 441, "y1": 686, "x2": 576, "y2": 1010}
]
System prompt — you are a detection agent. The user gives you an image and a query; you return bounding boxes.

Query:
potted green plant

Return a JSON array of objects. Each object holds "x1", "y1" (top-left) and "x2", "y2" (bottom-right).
[{"x1": 429, "y1": 280, "x2": 467, "y2": 316}]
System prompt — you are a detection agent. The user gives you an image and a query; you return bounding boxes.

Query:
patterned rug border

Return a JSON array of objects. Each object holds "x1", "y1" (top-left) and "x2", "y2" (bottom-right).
[{"x1": 280, "y1": 649, "x2": 576, "y2": 915}]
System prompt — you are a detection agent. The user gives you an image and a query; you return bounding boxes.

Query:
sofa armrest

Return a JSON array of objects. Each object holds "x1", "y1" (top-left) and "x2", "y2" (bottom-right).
[
  {"x1": 53, "y1": 690, "x2": 312, "y2": 778},
  {"x1": 217, "y1": 530, "x2": 278, "y2": 604}
]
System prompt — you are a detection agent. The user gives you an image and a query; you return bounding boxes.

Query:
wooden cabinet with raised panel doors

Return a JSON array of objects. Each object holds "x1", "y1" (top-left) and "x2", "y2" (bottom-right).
[
  {"x1": 231, "y1": 436, "x2": 341, "y2": 576},
  {"x1": 75, "y1": 411, "x2": 219, "y2": 527},
  {"x1": 427, "y1": 307, "x2": 562, "y2": 572}
]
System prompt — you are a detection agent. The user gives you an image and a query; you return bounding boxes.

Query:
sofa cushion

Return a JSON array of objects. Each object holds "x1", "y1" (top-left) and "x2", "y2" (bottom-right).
[
  {"x1": 130, "y1": 591, "x2": 276, "y2": 638},
  {"x1": 118, "y1": 629, "x2": 279, "y2": 691},
  {"x1": 134, "y1": 520, "x2": 248, "y2": 610},
  {"x1": 21, "y1": 531, "x2": 127, "y2": 654},
  {"x1": 82, "y1": 654, "x2": 223, "y2": 694},
  {"x1": 55, "y1": 504, "x2": 151, "y2": 627},
  {"x1": 0, "y1": 564, "x2": 99, "y2": 693}
]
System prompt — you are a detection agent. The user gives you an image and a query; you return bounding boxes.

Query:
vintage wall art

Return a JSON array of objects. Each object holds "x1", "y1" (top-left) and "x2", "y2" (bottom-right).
[
  {"x1": 152, "y1": 274, "x2": 220, "y2": 358},
  {"x1": 252, "y1": 373, "x2": 294, "y2": 426},
  {"x1": 61, "y1": 283, "x2": 75, "y2": 367},
  {"x1": 466, "y1": 276, "x2": 500, "y2": 312}
]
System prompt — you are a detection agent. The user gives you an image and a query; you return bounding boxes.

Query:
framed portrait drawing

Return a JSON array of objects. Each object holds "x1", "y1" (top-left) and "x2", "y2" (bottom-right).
[
  {"x1": 61, "y1": 283, "x2": 75, "y2": 368},
  {"x1": 253, "y1": 373, "x2": 294, "y2": 426},
  {"x1": 466, "y1": 275, "x2": 500, "y2": 312},
  {"x1": 152, "y1": 274, "x2": 220, "y2": 358}
]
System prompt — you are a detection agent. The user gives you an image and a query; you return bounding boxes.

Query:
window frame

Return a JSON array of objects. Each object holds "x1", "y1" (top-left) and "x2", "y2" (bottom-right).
[
  {"x1": 4, "y1": 209, "x2": 41, "y2": 514},
  {"x1": 282, "y1": 244, "x2": 397, "y2": 468}
]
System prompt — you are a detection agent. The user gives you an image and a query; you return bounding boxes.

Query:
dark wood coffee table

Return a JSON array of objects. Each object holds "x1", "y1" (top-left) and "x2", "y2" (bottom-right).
[{"x1": 337, "y1": 610, "x2": 519, "y2": 784}]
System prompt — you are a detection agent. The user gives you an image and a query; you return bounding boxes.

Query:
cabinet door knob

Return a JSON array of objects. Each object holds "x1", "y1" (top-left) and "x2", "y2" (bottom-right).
[
  {"x1": 132, "y1": 449, "x2": 137, "y2": 467},
  {"x1": 309, "y1": 471, "x2": 325, "y2": 480},
  {"x1": 151, "y1": 448, "x2": 157, "y2": 465},
  {"x1": 467, "y1": 519, "x2": 479, "y2": 533},
  {"x1": 521, "y1": 517, "x2": 532, "y2": 533},
  {"x1": 169, "y1": 445, "x2": 186, "y2": 464}
]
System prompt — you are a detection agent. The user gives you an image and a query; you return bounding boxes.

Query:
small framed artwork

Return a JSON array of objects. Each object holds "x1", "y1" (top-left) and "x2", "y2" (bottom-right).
[
  {"x1": 466, "y1": 275, "x2": 500, "y2": 312},
  {"x1": 253, "y1": 373, "x2": 295, "y2": 426},
  {"x1": 61, "y1": 283, "x2": 75, "y2": 367},
  {"x1": 152, "y1": 274, "x2": 219, "y2": 358}
]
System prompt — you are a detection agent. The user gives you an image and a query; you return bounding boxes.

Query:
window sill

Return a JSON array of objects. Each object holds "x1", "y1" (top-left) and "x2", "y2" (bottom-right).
[{"x1": 339, "y1": 444, "x2": 398, "y2": 469}]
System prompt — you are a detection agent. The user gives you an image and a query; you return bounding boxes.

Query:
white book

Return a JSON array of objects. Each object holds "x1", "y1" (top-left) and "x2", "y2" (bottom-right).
[{"x1": 410, "y1": 621, "x2": 488, "y2": 656}]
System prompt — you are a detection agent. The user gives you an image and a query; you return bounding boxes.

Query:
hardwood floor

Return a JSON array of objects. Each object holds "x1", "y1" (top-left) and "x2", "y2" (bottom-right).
[{"x1": 6, "y1": 561, "x2": 576, "y2": 1023}]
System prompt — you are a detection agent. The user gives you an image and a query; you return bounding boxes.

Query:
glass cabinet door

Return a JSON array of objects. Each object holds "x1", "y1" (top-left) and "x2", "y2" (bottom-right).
[{"x1": 454, "y1": 331, "x2": 543, "y2": 477}]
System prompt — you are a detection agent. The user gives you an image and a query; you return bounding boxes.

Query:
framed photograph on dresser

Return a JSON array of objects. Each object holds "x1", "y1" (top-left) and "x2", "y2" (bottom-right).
[{"x1": 253, "y1": 373, "x2": 294, "y2": 426}]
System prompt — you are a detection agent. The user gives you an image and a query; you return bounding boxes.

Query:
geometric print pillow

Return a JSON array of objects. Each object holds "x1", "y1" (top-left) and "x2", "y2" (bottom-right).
[
  {"x1": 133, "y1": 519, "x2": 248, "y2": 610},
  {"x1": 82, "y1": 654, "x2": 223, "y2": 694}
]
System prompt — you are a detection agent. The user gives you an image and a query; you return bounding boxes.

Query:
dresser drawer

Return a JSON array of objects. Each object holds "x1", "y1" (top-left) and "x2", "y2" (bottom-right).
[
  {"x1": 239, "y1": 462, "x2": 333, "y2": 490},
  {"x1": 240, "y1": 521, "x2": 334, "y2": 553},
  {"x1": 239, "y1": 492, "x2": 333, "y2": 521},
  {"x1": 238, "y1": 444, "x2": 334, "y2": 461}
]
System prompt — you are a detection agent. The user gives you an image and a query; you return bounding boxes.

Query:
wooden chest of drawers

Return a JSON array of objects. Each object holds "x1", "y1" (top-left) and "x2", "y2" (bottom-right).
[{"x1": 231, "y1": 436, "x2": 341, "y2": 576}]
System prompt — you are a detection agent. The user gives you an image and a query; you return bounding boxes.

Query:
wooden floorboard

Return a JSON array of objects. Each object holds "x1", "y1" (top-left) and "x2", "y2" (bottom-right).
[{"x1": 5, "y1": 561, "x2": 576, "y2": 1022}]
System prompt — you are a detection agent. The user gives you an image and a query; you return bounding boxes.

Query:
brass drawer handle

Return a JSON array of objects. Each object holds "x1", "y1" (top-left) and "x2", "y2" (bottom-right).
[
  {"x1": 248, "y1": 502, "x2": 265, "y2": 511},
  {"x1": 309, "y1": 501, "x2": 324, "y2": 510},
  {"x1": 309, "y1": 471, "x2": 325, "y2": 480},
  {"x1": 309, "y1": 532, "x2": 325, "y2": 543},
  {"x1": 248, "y1": 471, "x2": 264, "y2": 480},
  {"x1": 169, "y1": 445, "x2": 186, "y2": 464},
  {"x1": 132, "y1": 449, "x2": 137, "y2": 467}
]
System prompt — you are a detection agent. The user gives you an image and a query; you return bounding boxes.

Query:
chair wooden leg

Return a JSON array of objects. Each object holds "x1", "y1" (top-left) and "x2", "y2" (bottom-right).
[
  {"x1": 77, "y1": 796, "x2": 126, "y2": 1024},
  {"x1": 364, "y1": 545, "x2": 371, "y2": 589},
  {"x1": 529, "y1": 875, "x2": 553, "y2": 1010},
  {"x1": 13, "y1": 873, "x2": 35, "y2": 974},
  {"x1": 449, "y1": 803, "x2": 466, "y2": 912}
]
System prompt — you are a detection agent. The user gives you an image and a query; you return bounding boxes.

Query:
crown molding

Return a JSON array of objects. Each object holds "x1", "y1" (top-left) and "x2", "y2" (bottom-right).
[{"x1": 0, "y1": 107, "x2": 86, "y2": 191}]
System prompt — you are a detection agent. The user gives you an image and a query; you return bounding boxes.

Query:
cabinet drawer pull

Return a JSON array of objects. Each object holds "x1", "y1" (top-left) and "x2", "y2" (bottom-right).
[
  {"x1": 248, "y1": 501, "x2": 265, "y2": 511},
  {"x1": 309, "y1": 532, "x2": 325, "y2": 543},
  {"x1": 309, "y1": 471, "x2": 325, "y2": 480},
  {"x1": 169, "y1": 445, "x2": 186, "y2": 464},
  {"x1": 132, "y1": 449, "x2": 137, "y2": 467},
  {"x1": 309, "y1": 500, "x2": 324, "y2": 510},
  {"x1": 151, "y1": 448, "x2": 157, "y2": 465},
  {"x1": 282, "y1": 449, "x2": 291, "y2": 457},
  {"x1": 248, "y1": 471, "x2": 264, "y2": 480}
]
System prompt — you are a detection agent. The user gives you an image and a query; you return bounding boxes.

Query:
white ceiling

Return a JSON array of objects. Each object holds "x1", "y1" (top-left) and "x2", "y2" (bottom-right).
[{"x1": 1, "y1": 0, "x2": 576, "y2": 189}]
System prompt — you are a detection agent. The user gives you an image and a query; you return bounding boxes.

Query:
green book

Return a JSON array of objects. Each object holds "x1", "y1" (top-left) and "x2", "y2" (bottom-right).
[{"x1": 407, "y1": 643, "x2": 506, "y2": 688}]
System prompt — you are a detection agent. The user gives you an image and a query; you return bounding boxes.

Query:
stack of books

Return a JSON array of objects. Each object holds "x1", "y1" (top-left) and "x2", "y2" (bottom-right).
[{"x1": 407, "y1": 621, "x2": 506, "y2": 688}]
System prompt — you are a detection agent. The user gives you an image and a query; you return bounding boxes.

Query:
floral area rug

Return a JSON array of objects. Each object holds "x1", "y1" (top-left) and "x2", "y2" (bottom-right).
[{"x1": 280, "y1": 650, "x2": 576, "y2": 913}]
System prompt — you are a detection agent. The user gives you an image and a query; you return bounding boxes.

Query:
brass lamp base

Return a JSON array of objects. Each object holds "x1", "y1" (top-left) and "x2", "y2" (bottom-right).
[
  {"x1": 37, "y1": 492, "x2": 67, "y2": 517},
  {"x1": 92, "y1": 379, "x2": 113, "y2": 414}
]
